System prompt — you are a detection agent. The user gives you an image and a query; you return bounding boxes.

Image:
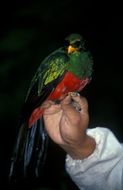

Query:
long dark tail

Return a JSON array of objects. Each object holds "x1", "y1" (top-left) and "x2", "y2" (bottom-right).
[{"x1": 9, "y1": 116, "x2": 49, "y2": 183}]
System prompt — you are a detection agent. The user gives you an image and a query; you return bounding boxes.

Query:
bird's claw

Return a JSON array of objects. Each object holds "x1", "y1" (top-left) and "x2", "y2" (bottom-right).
[
  {"x1": 71, "y1": 101, "x2": 81, "y2": 111},
  {"x1": 69, "y1": 92, "x2": 80, "y2": 97},
  {"x1": 70, "y1": 92, "x2": 81, "y2": 111},
  {"x1": 54, "y1": 92, "x2": 81, "y2": 111},
  {"x1": 54, "y1": 99, "x2": 61, "y2": 104}
]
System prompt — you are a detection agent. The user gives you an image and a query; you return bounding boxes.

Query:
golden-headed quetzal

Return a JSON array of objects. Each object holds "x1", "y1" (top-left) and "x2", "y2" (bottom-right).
[{"x1": 9, "y1": 33, "x2": 93, "y2": 181}]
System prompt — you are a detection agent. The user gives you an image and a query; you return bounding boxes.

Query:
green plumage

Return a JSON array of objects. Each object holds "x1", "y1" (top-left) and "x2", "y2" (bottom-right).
[
  {"x1": 26, "y1": 49, "x2": 93, "y2": 101},
  {"x1": 68, "y1": 51, "x2": 93, "y2": 79},
  {"x1": 9, "y1": 34, "x2": 94, "y2": 182},
  {"x1": 25, "y1": 33, "x2": 93, "y2": 102},
  {"x1": 25, "y1": 48, "x2": 69, "y2": 99}
]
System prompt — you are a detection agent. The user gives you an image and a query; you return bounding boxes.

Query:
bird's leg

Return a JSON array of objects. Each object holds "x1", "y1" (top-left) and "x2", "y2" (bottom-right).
[
  {"x1": 71, "y1": 100, "x2": 81, "y2": 112},
  {"x1": 70, "y1": 92, "x2": 81, "y2": 112},
  {"x1": 54, "y1": 94, "x2": 68, "y2": 104},
  {"x1": 54, "y1": 99, "x2": 61, "y2": 104},
  {"x1": 54, "y1": 92, "x2": 81, "y2": 112}
]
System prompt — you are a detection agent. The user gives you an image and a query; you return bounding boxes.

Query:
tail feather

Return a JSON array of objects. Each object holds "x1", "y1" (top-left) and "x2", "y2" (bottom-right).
[
  {"x1": 9, "y1": 116, "x2": 49, "y2": 183},
  {"x1": 23, "y1": 121, "x2": 39, "y2": 175},
  {"x1": 35, "y1": 117, "x2": 49, "y2": 176},
  {"x1": 9, "y1": 123, "x2": 28, "y2": 181}
]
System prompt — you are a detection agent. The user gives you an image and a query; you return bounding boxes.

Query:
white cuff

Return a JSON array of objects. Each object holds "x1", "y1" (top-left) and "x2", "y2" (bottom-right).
[{"x1": 66, "y1": 127, "x2": 123, "y2": 175}]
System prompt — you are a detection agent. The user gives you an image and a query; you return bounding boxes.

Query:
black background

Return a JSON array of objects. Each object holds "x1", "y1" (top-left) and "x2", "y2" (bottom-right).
[{"x1": 0, "y1": 1, "x2": 123, "y2": 189}]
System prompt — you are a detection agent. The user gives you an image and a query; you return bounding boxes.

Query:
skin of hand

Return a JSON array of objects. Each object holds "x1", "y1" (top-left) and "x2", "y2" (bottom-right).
[{"x1": 42, "y1": 93, "x2": 96, "y2": 159}]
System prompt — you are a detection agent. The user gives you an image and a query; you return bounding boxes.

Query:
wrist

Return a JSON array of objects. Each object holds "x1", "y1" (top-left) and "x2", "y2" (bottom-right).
[{"x1": 62, "y1": 135, "x2": 96, "y2": 160}]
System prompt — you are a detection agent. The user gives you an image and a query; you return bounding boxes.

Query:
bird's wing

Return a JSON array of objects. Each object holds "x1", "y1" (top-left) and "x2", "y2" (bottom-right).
[{"x1": 20, "y1": 49, "x2": 69, "y2": 124}]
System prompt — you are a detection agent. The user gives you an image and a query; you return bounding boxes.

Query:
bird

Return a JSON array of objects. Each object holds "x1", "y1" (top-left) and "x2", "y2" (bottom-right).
[{"x1": 9, "y1": 33, "x2": 93, "y2": 182}]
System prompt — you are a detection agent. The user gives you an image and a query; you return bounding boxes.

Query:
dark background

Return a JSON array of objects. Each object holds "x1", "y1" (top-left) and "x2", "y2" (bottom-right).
[{"x1": 0, "y1": 0, "x2": 123, "y2": 189}]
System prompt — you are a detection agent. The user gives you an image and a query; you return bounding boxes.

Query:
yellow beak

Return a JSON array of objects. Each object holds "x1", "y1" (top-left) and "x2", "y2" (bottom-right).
[{"x1": 68, "y1": 45, "x2": 77, "y2": 54}]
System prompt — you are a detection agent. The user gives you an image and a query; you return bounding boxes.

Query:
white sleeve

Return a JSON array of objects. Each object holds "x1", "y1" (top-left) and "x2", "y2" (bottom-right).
[{"x1": 65, "y1": 127, "x2": 123, "y2": 190}]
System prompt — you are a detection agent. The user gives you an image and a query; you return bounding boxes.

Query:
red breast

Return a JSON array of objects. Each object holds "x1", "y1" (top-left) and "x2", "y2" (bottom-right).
[{"x1": 29, "y1": 71, "x2": 90, "y2": 127}]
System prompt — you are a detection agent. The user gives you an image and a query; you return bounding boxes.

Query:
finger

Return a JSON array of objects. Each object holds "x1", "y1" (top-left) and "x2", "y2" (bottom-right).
[
  {"x1": 43, "y1": 103, "x2": 61, "y2": 115},
  {"x1": 59, "y1": 93, "x2": 68, "y2": 100},
  {"x1": 72, "y1": 101, "x2": 81, "y2": 112},
  {"x1": 41, "y1": 100, "x2": 54, "y2": 109},
  {"x1": 70, "y1": 93, "x2": 88, "y2": 113},
  {"x1": 61, "y1": 92, "x2": 82, "y2": 114},
  {"x1": 70, "y1": 94, "x2": 89, "y2": 128},
  {"x1": 61, "y1": 100, "x2": 81, "y2": 125},
  {"x1": 60, "y1": 94, "x2": 72, "y2": 105}
]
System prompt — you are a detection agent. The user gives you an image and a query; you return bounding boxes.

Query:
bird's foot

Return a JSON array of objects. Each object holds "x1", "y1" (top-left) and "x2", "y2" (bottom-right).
[
  {"x1": 69, "y1": 92, "x2": 80, "y2": 97},
  {"x1": 71, "y1": 101, "x2": 81, "y2": 112},
  {"x1": 69, "y1": 92, "x2": 81, "y2": 111},
  {"x1": 54, "y1": 92, "x2": 81, "y2": 112},
  {"x1": 54, "y1": 99, "x2": 61, "y2": 104}
]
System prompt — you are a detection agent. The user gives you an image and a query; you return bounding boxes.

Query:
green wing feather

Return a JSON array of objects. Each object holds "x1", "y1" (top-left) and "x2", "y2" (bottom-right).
[{"x1": 25, "y1": 48, "x2": 69, "y2": 102}]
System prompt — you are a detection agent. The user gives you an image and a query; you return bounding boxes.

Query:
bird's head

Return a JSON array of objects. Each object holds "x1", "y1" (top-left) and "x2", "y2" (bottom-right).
[{"x1": 65, "y1": 33, "x2": 85, "y2": 54}]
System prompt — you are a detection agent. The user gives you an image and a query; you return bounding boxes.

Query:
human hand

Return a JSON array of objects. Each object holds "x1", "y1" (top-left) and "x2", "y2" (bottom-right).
[{"x1": 42, "y1": 93, "x2": 96, "y2": 159}]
